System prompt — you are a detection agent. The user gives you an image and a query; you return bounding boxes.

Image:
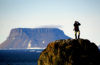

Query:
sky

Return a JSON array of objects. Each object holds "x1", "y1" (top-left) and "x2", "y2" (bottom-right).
[{"x1": 0, "y1": 0, "x2": 100, "y2": 45}]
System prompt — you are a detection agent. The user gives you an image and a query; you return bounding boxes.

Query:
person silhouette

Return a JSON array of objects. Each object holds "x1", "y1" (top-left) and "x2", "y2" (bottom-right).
[{"x1": 73, "y1": 21, "x2": 81, "y2": 39}]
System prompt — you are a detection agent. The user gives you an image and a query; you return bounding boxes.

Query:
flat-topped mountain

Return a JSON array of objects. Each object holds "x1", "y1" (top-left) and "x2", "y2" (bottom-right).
[{"x1": 0, "y1": 28, "x2": 70, "y2": 49}]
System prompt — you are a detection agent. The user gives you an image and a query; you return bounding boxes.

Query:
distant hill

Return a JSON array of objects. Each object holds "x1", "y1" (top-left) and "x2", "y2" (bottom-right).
[
  {"x1": 98, "y1": 45, "x2": 100, "y2": 49},
  {"x1": 0, "y1": 28, "x2": 70, "y2": 49}
]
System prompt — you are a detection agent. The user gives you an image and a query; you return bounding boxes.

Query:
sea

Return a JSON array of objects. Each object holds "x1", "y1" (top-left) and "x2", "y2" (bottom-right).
[{"x1": 0, "y1": 49, "x2": 44, "y2": 65}]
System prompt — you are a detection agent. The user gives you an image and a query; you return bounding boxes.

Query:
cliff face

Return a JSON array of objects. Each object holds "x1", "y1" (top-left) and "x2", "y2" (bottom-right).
[
  {"x1": 38, "y1": 39, "x2": 100, "y2": 65},
  {"x1": 0, "y1": 28, "x2": 70, "y2": 49}
]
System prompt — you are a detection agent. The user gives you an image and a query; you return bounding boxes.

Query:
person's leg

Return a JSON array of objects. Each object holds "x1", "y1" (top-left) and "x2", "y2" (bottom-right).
[
  {"x1": 78, "y1": 31, "x2": 80, "y2": 39},
  {"x1": 75, "y1": 31, "x2": 77, "y2": 39}
]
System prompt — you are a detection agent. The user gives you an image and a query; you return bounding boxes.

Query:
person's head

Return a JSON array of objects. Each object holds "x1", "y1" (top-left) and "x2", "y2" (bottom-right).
[{"x1": 75, "y1": 21, "x2": 79, "y2": 23}]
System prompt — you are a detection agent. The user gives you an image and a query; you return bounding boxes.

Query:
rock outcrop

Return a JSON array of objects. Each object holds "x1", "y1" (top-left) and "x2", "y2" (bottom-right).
[
  {"x1": 0, "y1": 28, "x2": 70, "y2": 49},
  {"x1": 38, "y1": 39, "x2": 100, "y2": 65}
]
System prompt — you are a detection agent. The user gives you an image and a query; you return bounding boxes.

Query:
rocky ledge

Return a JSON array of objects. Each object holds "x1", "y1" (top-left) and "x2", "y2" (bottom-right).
[{"x1": 38, "y1": 39, "x2": 100, "y2": 65}]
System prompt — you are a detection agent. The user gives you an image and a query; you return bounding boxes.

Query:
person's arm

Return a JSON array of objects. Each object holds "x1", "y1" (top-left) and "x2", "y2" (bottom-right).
[{"x1": 78, "y1": 22, "x2": 81, "y2": 26}]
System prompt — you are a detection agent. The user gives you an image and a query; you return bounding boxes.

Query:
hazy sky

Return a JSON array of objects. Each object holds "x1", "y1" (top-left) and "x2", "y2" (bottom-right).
[{"x1": 0, "y1": 0, "x2": 100, "y2": 45}]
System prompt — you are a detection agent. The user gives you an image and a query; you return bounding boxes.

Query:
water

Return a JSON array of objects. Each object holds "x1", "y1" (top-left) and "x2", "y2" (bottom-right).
[{"x1": 0, "y1": 49, "x2": 44, "y2": 65}]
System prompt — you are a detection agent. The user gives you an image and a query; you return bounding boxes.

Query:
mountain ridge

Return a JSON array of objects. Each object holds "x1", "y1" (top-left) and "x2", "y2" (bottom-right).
[{"x1": 0, "y1": 28, "x2": 71, "y2": 49}]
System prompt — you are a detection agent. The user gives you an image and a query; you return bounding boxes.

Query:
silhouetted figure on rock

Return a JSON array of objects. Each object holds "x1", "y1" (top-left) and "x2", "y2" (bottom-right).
[{"x1": 74, "y1": 21, "x2": 81, "y2": 39}]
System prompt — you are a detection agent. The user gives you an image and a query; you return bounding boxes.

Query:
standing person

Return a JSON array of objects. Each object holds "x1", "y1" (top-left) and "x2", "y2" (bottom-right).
[{"x1": 73, "y1": 21, "x2": 81, "y2": 39}]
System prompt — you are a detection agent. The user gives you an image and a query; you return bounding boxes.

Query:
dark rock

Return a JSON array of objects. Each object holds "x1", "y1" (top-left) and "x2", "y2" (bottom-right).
[{"x1": 38, "y1": 39, "x2": 100, "y2": 65}]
